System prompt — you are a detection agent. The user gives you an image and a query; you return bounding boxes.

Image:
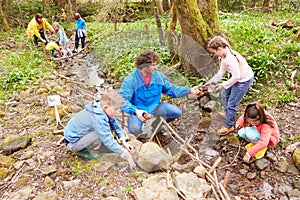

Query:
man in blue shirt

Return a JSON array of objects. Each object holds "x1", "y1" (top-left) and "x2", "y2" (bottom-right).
[{"x1": 119, "y1": 50, "x2": 200, "y2": 135}]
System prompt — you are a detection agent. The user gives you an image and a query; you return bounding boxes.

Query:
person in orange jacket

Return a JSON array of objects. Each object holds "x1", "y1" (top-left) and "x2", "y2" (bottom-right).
[
  {"x1": 235, "y1": 102, "x2": 280, "y2": 163},
  {"x1": 26, "y1": 13, "x2": 54, "y2": 46}
]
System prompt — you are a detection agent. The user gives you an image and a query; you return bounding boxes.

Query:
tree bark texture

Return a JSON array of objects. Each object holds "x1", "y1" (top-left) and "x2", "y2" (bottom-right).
[
  {"x1": 166, "y1": 4, "x2": 179, "y2": 64},
  {"x1": 174, "y1": 0, "x2": 218, "y2": 76},
  {"x1": 154, "y1": 0, "x2": 164, "y2": 15},
  {"x1": 0, "y1": 0, "x2": 11, "y2": 31}
]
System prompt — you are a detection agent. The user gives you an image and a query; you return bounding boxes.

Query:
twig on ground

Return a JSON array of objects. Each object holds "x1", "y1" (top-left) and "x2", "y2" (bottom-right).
[{"x1": 220, "y1": 142, "x2": 241, "y2": 169}]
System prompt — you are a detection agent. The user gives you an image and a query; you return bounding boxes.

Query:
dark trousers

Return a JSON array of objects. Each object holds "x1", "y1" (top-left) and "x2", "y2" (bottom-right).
[
  {"x1": 74, "y1": 30, "x2": 86, "y2": 49},
  {"x1": 33, "y1": 31, "x2": 47, "y2": 45}
]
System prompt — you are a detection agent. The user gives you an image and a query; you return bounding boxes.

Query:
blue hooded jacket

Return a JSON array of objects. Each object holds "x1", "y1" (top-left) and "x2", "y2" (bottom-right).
[
  {"x1": 120, "y1": 69, "x2": 190, "y2": 115},
  {"x1": 64, "y1": 100, "x2": 124, "y2": 155}
]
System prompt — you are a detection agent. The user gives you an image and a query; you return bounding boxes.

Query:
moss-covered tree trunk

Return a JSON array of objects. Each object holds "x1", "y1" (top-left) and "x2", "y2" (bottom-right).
[
  {"x1": 166, "y1": 3, "x2": 179, "y2": 64},
  {"x1": 173, "y1": 0, "x2": 219, "y2": 75},
  {"x1": 0, "y1": 0, "x2": 10, "y2": 31}
]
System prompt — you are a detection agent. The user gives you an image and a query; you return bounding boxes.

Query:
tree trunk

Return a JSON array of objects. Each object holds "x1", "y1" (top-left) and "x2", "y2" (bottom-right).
[
  {"x1": 166, "y1": 3, "x2": 179, "y2": 64},
  {"x1": 174, "y1": 0, "x2": 217, "y2": 75},
  {"x1": 54, "y1": 0, "x2": 76, "y2": 22},
  {"x1": 198, "y1": 0, "x2": 220, "y2": 34},
  {"x1": 155, "y1": 8, "x2": 165, "y2": 46},
  {"x1": 162, "y1": 0, "x2": 170, "y2": 12},
  {"x1": 263, "y1": 0, "x2": 270, "y2": 8},
  {"x1": 0, "y1": 0, "x2": 11, "y2": 31},
  {"x1": 154, "y1": 0, "x2": 164, "y2": 15},
  {"x1": 42, "y1": 0, "x2": 51, "y2": 14}
]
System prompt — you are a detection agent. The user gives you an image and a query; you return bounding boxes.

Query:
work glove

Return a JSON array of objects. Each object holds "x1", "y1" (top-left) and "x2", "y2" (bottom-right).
[{"x1": 121, "y1": 150, "x2": 136, "y2": 169}]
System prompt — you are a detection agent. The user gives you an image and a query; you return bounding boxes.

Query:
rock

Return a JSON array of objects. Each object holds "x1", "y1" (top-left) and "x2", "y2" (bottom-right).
[
  {"x1": 92, "y1": 161, "x2": 114, "y2": 172},
  {"x1": 173, "y1": 172, "x2": 211, "y2": 199},
  {"x1": 246, "y1": 172, "x2": 256, "y2": 180},
  {"x1": 41, "y1": 165, "x2": 57, "y2": 175},
  {"x1": 274, "y1": 156, "x2": 288, "y2": 172},
  {"x1": 255, "y1": 158, "x2": 270, "y2": 170},
  {"x1": 2, "y1": 186, "x2": 32, "y2": 200},
  {"x1": 0, "y1": 110, "x2": 6, "y2": 117},
  {"x1": 203, "y1": 100, "x2": 216, "y2": 112},
  {"x1": 43, "y1": 176, "x2": 55, "y2": 189},
  {"x1": 171, "y1": 161, "x2": 198, "y2": 173},
  {"x1": 293, "y1": 148, "x2": 300, "y2": 170},
  {"x1": 33, "y1": 191, "x2": 58, "y2": 200},
  {"x1": 14, "y1": 160, "x2": 25, "y2": 170},
  {"x1": 36, "y1": 88, "x2": 48, "y2": 94},
  {"x1": 294, "y1": 179, "x2": 300, "y2": 189},
  {"x1": 193, "y1": 165, "x2": 207, "y2": 178},
  {"x1": 227, "y1": 136, "x2": 240, "y2": 145},
  {"x1": 1, "y1": 136, "x2": 32, "y2": 155},
  {"x1": 265, "y1": 151, "x2": 277, "y2": 161},
  {"x1": 287, "y1": 164, "x2": 299, "y2": 175},
  {"x1": 103, "y1": 197, "x2": 122, "y2": 200},
  {"x1": 137, "y1": 142, "x2": 172, "y2": 172},
  {"x1": 19, "y1": 150, "x2": 35, "y2": 160},
  {"x1": 62, "y1": 179, "x2": 81, "y2": 189},
  {"x1": 133, "y1": 175, "x2": 179, "y2": 200},
  {"x1": 199, "y1": 95, "x2": 210, "y2": 107},
  {"x1": 198, "y1": 116, "x2": 211, "y2": 129},
  {"x1": 286, "y1": 142, "x2": 300, "y2": 154},
  {"x1": 287, "y1": 189, "x2": 300, "y2": 200},
  {"x1": 239, "y1": 168, "x2": 248, "y2": 176}
]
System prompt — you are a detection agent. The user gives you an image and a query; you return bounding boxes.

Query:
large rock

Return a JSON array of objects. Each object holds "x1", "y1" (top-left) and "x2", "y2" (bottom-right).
[
  {"x1": 1, "y1": 136, "x2": 32, "y2": 155},
  {"x1": 137, "y1": 142, "x2": 172, "y2": 172},
  {"x1": 173, "y1": 172, "x2": 211, "y2": 199},
  {"x1": 293, "y1": 148, "x2": 300, "y2": 170},
  {"x1": 133, "y1": 175, "x2": 179, "y2": 200}
]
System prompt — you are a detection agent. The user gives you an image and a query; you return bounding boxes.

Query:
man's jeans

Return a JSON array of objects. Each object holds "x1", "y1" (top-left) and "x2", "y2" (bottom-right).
[
  {"x1": 127, "y1": 102, "x2": 182, "y2": 135},
  {"x1": 221, "y1": 77, "x2": 254, "y2": 128}
]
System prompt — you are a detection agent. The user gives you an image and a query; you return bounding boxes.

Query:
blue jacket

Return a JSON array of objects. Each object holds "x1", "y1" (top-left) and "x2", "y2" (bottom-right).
[
  {"x1": 75, "y1": 18, "x2": 86, "y2": 30},
  {"x1": 64, "y1": 100, "x2": 124, "y2": 155},
  {"x1": 120, "y1": 69, "x2": 190, "y2": 115}
]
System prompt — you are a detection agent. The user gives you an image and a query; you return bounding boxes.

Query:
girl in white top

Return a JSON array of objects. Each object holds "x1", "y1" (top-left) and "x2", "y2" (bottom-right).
[{"x1": 206, "y1": 35, "x2": 254, "y2": 135}]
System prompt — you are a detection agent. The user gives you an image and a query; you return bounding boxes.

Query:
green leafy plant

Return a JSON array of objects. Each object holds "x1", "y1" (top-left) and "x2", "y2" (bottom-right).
[{"x1": 123, "y1": 184, "x2": 132, "y2": 194}]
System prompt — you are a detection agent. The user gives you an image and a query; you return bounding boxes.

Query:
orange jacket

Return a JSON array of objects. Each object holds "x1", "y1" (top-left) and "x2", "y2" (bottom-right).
[{"x1": 236, "y1": 111, "x2": 280, "y2": 157}]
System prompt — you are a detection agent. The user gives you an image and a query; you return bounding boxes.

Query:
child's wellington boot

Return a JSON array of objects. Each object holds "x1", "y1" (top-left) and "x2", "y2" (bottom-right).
[{"x1": 254, "y1": 147, "x2": 267, "y2": 159}]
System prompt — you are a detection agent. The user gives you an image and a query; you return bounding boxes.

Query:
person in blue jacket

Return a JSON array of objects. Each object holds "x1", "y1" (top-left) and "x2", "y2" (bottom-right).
[
  {"x1": 64, "y1": 89, "x2": 136, "y2": 169},
  {"x1": 119, "y1": 50, "x2": 200, "y2": 135},
  {"x1": 73, "y1": 12, "x2": 87, "y2": 52}
]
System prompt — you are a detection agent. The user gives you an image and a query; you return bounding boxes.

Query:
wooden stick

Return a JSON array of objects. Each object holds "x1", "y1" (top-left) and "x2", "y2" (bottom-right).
[
  {"x1": 222, "y1": 171, "x2": 231, "y2": 189},
  {"x1": 149, "y1": 119, "x2": 163, "y2": 142},
  {"x1": 291, "y1": 70, "x2": 297, "y2": 88},
  {"x1": 219, "y1": 182, "x2": 231, "y2": 200},
  {"x1": 209, "y1": 157, "x2": 222, "y2": 174}
]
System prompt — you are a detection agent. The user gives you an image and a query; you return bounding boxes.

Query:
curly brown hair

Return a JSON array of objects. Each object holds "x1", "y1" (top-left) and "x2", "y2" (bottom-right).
[{"x1": 135, "y1": 50, "x2": 160, "y2": 69}]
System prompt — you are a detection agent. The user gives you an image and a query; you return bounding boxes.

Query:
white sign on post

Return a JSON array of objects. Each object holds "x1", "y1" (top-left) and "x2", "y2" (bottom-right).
[{"x1": 47, "y1": 95, "x2": 62, "y2": 107}]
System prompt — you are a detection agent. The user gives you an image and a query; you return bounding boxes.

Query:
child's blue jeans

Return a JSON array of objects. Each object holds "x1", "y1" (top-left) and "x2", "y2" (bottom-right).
[
  {"x1": 127, "y1": 102, "x2": 182, "y2": 135},
  {"x1": 221, "y1": 77, "x2": 254, "y2": 128},
  {"x1": 238, "y1": 126, "x2": 260, "y2": 142}
]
